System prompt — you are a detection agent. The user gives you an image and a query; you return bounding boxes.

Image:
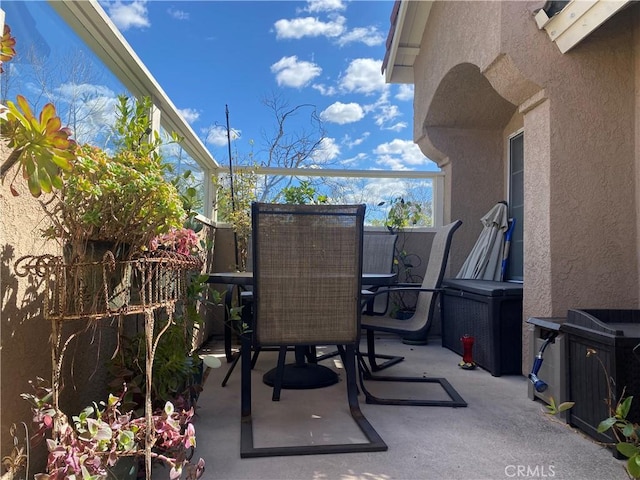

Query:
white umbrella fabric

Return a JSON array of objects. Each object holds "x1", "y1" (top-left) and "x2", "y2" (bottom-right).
[{"x1": 456, "y1": 202, "x2": 509, "y2": 281}]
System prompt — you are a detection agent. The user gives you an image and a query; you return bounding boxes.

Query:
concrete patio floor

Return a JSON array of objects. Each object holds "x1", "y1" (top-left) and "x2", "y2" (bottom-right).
[{"x1": 170, "y1": 335, "x2": 627, "y2": 480}]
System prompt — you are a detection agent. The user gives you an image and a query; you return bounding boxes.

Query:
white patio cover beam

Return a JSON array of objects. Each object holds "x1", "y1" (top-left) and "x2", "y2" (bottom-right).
[{"x1": 534, "y1": 0, "x2": 631, "y2": 54}]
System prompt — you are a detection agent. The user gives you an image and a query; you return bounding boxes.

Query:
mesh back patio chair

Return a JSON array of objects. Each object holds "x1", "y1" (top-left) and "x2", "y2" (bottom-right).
[
  {"x1": 358, "y1": 220, "x2": 468, "y2": 407},
  {"x1": 316, "y1": 232, "x2": 398, "y2": 363},
  {"x1": 239, "y1": 202, "x2": 387, "y2": 457},
  {"x1": 362, "y1": 233, "x2": 398, "y2": 315}
]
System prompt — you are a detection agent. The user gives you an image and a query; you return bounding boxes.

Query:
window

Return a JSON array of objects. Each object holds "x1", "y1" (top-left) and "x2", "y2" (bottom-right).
[{"x1": 507, "y1": 132, "x2": 524, "y2": 282}]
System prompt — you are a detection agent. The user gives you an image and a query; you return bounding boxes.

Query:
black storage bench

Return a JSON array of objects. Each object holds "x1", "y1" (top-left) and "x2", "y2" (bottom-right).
[
  {"x1": 441, "y1": 279, "x2": 523, "y2": 376},
  {"x1": 562, "y1": 309, "x2": 640, "y2": 446}
]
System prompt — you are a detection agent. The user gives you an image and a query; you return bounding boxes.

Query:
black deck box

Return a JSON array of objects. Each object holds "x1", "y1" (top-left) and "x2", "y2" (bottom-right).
[
  {"x1": 441, "y1": 279, "x2": 523, "y2": 376},
  {"x1": 562, "y1": 309, "x2": 640, "y2": 445}
]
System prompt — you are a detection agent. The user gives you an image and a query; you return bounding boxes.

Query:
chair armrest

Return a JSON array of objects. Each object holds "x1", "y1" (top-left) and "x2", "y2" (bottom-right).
[
  {"x1": 363, "y1": 286, "x2": 443, "y2": 299},
  {"x1": 360, "y1": 287, "x2": 442, "y2": 315}
]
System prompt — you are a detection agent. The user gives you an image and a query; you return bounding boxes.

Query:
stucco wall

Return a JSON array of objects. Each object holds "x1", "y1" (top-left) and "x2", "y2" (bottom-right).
[
  {"x1": 636, "y1": 5, "x2": 640, "y2": 300},
  {"x1": 413, "y1": 3, "x2": 520, "y2": 272},
  {"x1": 410, "y1": 1, "x2": 640, "y2": 373},
  {"x1": 1, "y1": 150, "x2": 56, "y2": 470},
  {"x1": 1, "y1": 144, "x2": 119, "y2": 472}
]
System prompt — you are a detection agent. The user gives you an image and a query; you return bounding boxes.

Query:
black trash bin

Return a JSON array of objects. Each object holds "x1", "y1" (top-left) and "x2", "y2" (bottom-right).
[
  {"x1": 562, "y1": 309, "x2": 640, "y2": 445},
  {"x1": 441, "y1": 279, "x2": 523, "y2": 376},
  {"x1": 526, "y1": 317, "x2": 568, "y2": 418}
]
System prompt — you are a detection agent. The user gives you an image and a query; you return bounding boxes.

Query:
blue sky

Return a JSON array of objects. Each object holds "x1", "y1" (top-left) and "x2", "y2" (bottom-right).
[
  {"x1": 98, "y1": 0, "x2": 440, "y2": 172},
  {"x1": 2, "y1": 0, "x2": 438, "y2": 220}
]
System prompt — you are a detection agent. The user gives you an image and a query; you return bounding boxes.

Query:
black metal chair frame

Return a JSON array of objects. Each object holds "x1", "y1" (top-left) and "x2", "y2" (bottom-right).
[
  {"x1": 240, "y1": 202, "x2": 387, "y2": 458},
  {"x1": 358, "y1": 220, "x2": 468, "y2": 408}
]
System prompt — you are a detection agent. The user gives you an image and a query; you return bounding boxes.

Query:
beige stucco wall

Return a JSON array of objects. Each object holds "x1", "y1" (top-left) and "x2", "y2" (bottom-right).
[
  {"x1": 0, "y1": 145, "x2": 121, "y2": 472},
  {"x1": 411, "y1": 1, "x2": 640, "y2": 373},
  {"x1": 1, "y1": 153, "x2": 55, "y2": 470},
  {"x1": 0, "y1": 148, "x2": 221, "y2": 472}
]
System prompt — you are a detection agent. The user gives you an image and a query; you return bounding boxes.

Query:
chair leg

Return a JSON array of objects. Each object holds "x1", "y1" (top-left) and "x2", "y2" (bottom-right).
[
  {"x1": 272, "y1": 346, "x2": 288, "y2": 401},
  {"x1": 221, "y1": 351, "x2": 241, "y2": 387},
  {"x1": 220, "y1": 347, "x2": 262, "y2": 387},
  {"x1": 364, "y1": 329, "x2": 405, "y2": 373},
  {"x1": 305, "y1": 345, "x2": 318, "y2": 364},
  {"x1": 356, "y1": 348, "x2": 467, "y2": 408},
  {"x1": 223, "y1": 284, "x2": 236, "y2": 362},
  {"x1": 240, "y1": 334, "x2": 252, "y2": 418},
  {"x1": 240, "y1": 342, "x2": 388, "y2": 458},
  {"x1": 250, "y1": 347, "x2": 261, "y2": 368}
]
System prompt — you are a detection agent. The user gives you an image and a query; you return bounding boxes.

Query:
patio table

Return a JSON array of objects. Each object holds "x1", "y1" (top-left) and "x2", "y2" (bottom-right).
[{"x1": 206, "y1": 271, "x2": 397, "y2": 389}]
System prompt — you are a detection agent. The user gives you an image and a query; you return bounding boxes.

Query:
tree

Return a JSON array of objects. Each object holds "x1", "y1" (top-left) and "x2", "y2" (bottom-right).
[
  {"x1": 253, "y1": 92, "x2": 328, "y2": 202},
  {"x1": 1, "y1": 42, "x2": 116, "y2": 148},
  {"x1": 212, "y1": 164, "x2": 257, "y2": 271}
]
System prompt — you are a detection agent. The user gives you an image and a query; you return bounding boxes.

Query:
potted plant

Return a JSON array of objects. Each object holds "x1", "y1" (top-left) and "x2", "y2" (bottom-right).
[
  {"x1": 598, "y1": 394, "x2": 640, "y2": 478},
  {"x1": 35, "y1": 96, "x2": 189, "y2": 314},
  {"x1": 2, "y1": 25, "x2": 207, "y2": 480},
  {"x1": 108, "y1": 234, "x2": 209, "y2": 417},
  {"x1": 20, "y1": 377, "x2": 205, "y2": 480},
  {"x1": 42, "y1": 96, "x2": 186, "y2": 263}
]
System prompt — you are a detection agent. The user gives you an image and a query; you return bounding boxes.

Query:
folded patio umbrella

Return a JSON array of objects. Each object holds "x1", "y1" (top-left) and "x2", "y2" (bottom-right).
[{"x1": 456, "y1": 202, "x2": 509, "y2": 281}]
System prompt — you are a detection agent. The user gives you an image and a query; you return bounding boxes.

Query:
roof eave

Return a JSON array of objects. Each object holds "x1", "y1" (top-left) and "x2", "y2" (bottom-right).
[{"x1": 382, "y1": 1, "x2": 433, "y2": 84}]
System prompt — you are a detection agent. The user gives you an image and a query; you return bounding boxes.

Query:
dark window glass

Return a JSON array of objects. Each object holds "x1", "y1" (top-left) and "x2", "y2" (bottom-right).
[{"x1": 507, "y1": 132, "x2": 524, "y2": 282}]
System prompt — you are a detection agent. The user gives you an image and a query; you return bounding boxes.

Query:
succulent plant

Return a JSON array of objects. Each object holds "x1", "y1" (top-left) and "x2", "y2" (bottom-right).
[
  {"x1": 0, "y1": 24, "x2": 17, "y2": 73},
  {"x1": 0, "y1": 95, "x2": 77, "y2": 197}
]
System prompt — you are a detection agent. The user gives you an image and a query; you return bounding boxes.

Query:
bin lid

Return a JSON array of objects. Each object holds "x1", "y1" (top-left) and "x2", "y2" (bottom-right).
[
  {"x1": 526, "y1": 317, "x2": 566, "y2": 331},
  {"x1": 564, "y1": 309, "x2": 640, "y2": 337},
  {"x1": 442, "y1": 278, "x2": 523, "y2": 297}
]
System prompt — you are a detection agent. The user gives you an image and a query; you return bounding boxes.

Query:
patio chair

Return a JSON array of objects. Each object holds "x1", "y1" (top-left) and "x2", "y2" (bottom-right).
[
  {"x1": 316, "y1": 232, "x2": 397, "y2": 363},
  {"x1": 358, "y1": 220, "x2": 468, "y2": 407},
  {"x1": 219, "y1": 236, "x2": 300, "y2": 387},
  {"x1": 239, "y1": 202, "x2": 387, "y2": 457},
  {"x1": 362, "y1": 232, "x2": 398, "y2": 315}
]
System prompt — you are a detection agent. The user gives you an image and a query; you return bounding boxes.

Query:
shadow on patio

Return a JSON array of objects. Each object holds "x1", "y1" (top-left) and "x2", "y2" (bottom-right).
[{"x1": 159, "y1": 335, "x2": 627, "y2": 480}]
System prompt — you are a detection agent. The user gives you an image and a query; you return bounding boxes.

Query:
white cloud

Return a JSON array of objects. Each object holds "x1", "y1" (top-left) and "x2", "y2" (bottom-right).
[
  {"x1": 339, "y1": 58, "x2": 387, "y2": 95},
  {"x1": 361, "y1": 91, "x2": 407, "y2": 131},
  {"x1": 312, "y1": 83, "x2": 338, "y2": 96},
  {"x1": 360, "y1": 177, "x2": 409, "y2": 201},
  {"x1": 385, "y1": 121, "x2": 408, "y2": 132},
  {"x1": 271, "y1": 56, "x2": 322, "y2": 88},
  {"x1": 396, "y1": 84, "x2": 414, "y2": 101},
  {"x1": 342, "y1": 132, "x2": 370, "y2": 149},
  {"x1": 76, "y1": 98, "x2": 120, "y2": 144},
  {"x1": 304, "y1": 0, "x2": 346, "y2": 13},
  {"x1": 52, "y1": 82, "x2": 118, "y2": 144},
  {"x1": 204, "y1": 125, "x2": 240, "y2": 147},
  {"x1": 339, "y1": 152, "x2": 368, "y2": 167},
  {"x1": 337, "y1": 27, "x2": 385, "y2": 47},
  {"x1": 373, "y1": 104, "x2": 401, "y2": 127},
  {"x1": 55, "y1": 83, "x2": 115, "y2": 99},
  {"x1": 178, "y1": 107, "x2": 200, "y2": 124},
  {"x1": 167, "y1": 7, "x2": 189, "y2": 21},
  {"x1": 374, "y1": 139, "x2": 430, "y2": 170},
  {"x1": 320, "y1": 102, "x2": 364, "y2": 124},
  {"x1": 311, "y1": 137, "x2": 340, "y2": 164},
  {"x1": 104, "y1": 1, "x2": 150, "y2": 31},
  {"x1": 274, "y1": 15, "x2": 346, "y2": 40}
]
